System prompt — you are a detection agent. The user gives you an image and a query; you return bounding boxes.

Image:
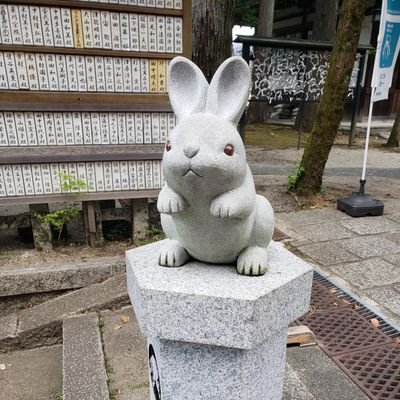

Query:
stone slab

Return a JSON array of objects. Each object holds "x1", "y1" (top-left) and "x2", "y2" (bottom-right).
[
  {"x1": 283, "y1": 364, "x2": 316, "y2": 400},
  {"x1": 277, "y1": 208, "x2": 350, "y2": 228},
  {"x1": 101, "y1": 306, "x2": 148, "y2": 400},
  {"x1": 329, "y1": 258, "x2": 400, "y2": 290},
  {"x1": 127, "y1": 240, "x2": 313, "y2": 349},
  {"x1": 291, "y1": 223, "x2": 353, "y2": 242},
  {"x1": 384, "y1": 252, "x2": 400, "y2": 267},
  {"x1": 334, "y1": 236, "x2": 400, "y2": 258},
  {"x1": 385, "y1": 232, "x2": 400, "y2": 245},
  {"x1": 0, "y1": 273, "x2": 129, "y2": 352},
  {"x1": 286, "y1": 346, "x2": 368, "y2": 400},
  {"x1": 0, "y1": 345, "x2": 62, "y2": 400},
  {"x1": 365, "y1": 285, "x2": 400, "y2": 316},
  {"x1": 0, "y1": 256, "x2": 125, "y2": 297},
  {"x1": 63, "y1": 313, "x2": 109, "y2": 400},
  {"x1": 386, "y1": 213, "x2": 400, "y2": 224},
  {"x1": 297, "y1": 242, "x2": 359, "y2": 266},
  {"x1": 340, "y1": 216, "x2": 400, "y2": 235},
  {"x1": 149, "y1": 328, "x2": 288, "y2": 400}
]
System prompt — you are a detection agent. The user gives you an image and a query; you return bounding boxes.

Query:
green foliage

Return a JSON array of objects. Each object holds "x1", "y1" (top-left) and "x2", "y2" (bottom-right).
[
  {"x1": 234, "y1": 0, "x2": 259, "y2": 28},
  {"x1": 288, "y1": 163, "x2": 305, "y2": 192},
  {"x1": 35, "y1": 173, "x2": 87, "y2": 241},
  {"x1": 36, "y1": 208, "x2": 80, "y2": 241}
]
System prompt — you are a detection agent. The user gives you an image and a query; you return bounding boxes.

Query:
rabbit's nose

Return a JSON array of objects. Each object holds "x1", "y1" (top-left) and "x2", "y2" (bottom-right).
[{"x1": 183, "y1": 145, "x2": 199, "y2": 159}]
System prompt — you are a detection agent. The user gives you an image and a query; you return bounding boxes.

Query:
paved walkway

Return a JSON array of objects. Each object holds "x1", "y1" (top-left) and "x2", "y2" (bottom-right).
[{"x1": 276, "y1": 207, "x2": 400, "y2": 328}]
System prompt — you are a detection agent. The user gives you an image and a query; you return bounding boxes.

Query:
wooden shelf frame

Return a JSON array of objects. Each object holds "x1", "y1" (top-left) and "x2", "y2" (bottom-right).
[
  {"x1": 0, "y1": 44, "x2": 180, "y2": 60},
  {"x1": 0, "y1": 144, "x2": 164, "y2": 164},
  {"x1": 0, "y1": 92, "x2": 171, "y2": 111},
  {"x1": 0, "y1": 189, "x2": 161, "y2": 206}
]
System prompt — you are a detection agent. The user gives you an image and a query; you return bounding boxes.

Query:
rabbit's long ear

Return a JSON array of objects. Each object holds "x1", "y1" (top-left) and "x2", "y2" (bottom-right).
[
  {"x1": 206, "y1": 57, "x2": 251, "y2": 125},
  {"x1": 168, "y1": 57, "x2": 209, "y2": 121}
]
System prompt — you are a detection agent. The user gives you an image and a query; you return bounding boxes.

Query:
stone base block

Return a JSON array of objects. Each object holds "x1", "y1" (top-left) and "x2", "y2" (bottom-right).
[
  {"x1": 148, "y1": 328, "x2": 287, "y2": 400},
  {"x1": 126, "y1": 240, "x2": 313, "y2": 400}
]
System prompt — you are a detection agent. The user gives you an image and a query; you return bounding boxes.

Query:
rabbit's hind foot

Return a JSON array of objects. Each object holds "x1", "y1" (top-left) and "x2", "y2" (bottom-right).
[
  {"x1": 159, "y1": 239, "x2": 190, "y2": 267},
  {"x1": 237, "y1": 246, "x2": 268, "y2": 276}
]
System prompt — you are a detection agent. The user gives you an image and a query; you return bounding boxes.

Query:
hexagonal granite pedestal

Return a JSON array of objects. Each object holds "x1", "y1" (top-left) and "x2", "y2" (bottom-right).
[{"x1": 126, "y1": 240, "x2": 313, "y2": 400}]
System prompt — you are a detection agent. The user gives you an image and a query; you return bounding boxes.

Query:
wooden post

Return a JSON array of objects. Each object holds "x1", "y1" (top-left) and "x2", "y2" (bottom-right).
[
  {"x1": 132, "y1": 198, "x2": 149, "y2": 244},
  {"x1": 83, "y1": 201, "x2": 103, "y2": 247},
  {"x1": 29, "y1": 203, "x2": 53, "y2": 251}
]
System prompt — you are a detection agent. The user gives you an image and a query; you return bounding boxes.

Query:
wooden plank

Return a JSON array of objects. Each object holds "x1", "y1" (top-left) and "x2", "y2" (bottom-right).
[
  {"x1": 0, "y1": 189, "x2": 160, "y2": 206},
  {"x1": 0, "y1": 145, "x2": 164, "y2": 164},
  {"x1": 0, "y1": 44, "x2": 178, "y2": 60},
  {"x1": 0, "y1": 92, "x2": 171, "y2": 112},
  {"x1": 0, "y1": 0, "x2": 184, "y2": 16},
  {"x1": 287, "y1": 326, "x2": 316, "y2": 347}
]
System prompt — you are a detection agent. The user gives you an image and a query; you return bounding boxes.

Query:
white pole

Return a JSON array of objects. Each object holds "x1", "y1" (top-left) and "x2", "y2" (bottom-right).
[{"x1": 361, "y1": 89, "x2": 375, "y2": 181}]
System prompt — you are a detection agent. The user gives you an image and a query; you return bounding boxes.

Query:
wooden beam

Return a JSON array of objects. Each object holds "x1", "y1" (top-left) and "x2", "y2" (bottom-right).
[{"x1": 287, "y1": 326, "x2": 316, "y2": 347}]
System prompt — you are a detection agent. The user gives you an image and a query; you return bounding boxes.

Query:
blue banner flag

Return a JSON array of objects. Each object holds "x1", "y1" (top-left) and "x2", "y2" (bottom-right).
[{"x1": 373, "y1": 0, "x2": 400, "y2": 101}]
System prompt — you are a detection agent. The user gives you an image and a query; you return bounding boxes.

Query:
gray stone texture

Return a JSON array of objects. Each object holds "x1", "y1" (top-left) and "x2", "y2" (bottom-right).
[
  {"x1": 329, "y1": 258, "x2": 400, "y2": 290},
  {"x1": 63, "y1": 313, "x2": 109, "y2": 400},
  {"x1": 149, "y1": 328, "x2": 288, "y2": 400},
  {"x1": 0, "y1": 256, "x2": 125, "y2": 296},
  {"x1": 29, "y1": 203, "x2": 53, "y2": 251},
  {"x1": 159, "y1": 57, "x2": 274, "y2": 275},
  {"x1": 290, "y1": 222, "x2": 353, "y2": 242},
  {"x1": 0, "y1": 345, "x2": 62, "y2": 400},
  {"x1": 0, "y1": 314, "x2": 18, "y2": 351},
  {"x1": 283, "y1": 364, "x2": 316, "y2": 400},
  {"x1": 365, "y1": 285, "x2": 400, "y2": 316},
  {"x1": 386, "y1": 213, "x2": 400, "y2": 224},
  {"x1": 101, "y1": 306, "x2": 149, "y2": 400},
  {"x1": 127, "y1": 240, "x2": 313, "y2": 349},
  {"x1": 340, "y1": 216, "x2": 400, "y2": 235},
  {"x1": 0, "y1": 273, "x2": 129, "y2": 352},
  {"x1": 335, "y1": 236, "x2": 400, "y2": 258},
  {"x1": 277, "y1": 207, "x2": 350, "y2": 228},
  {"x1": 286, "y1": 347, "x2": 368, "y2": 400},
  {"x1": 385, "y1": 232, "x2": 400, "y2": 245},
  {"x1": 297, "y1": 242, "x2": 359, "y2": 266},
  {"x1": 384, "y1": 252, "x2": 400, "y2": 267},
  {"x1": 132, "y1": 198, "x2": 150, "y2": 243}
]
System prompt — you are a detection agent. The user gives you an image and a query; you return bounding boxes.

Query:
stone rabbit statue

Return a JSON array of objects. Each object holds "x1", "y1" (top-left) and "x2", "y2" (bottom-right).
[{"x1": 157, "y1": 56, "x2": 274, "y2": 276}]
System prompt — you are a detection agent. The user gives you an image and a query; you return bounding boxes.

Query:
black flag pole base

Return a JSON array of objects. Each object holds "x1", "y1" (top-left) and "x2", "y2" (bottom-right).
[{"x1": 337, "y1": 180, "x2": 384, "y2": 217}]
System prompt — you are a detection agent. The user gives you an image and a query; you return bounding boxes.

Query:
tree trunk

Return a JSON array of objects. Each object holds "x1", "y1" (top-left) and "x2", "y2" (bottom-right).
[
  {"x1": 387, "y1": 112, "x2": 400, "y2": 147},
  {"x1": 248, "y1": 0, "x2": 275, "y2": 124},
  {"x1": 295, "y1": 0, "x2": 366, "y2": 194},
  {"x1": 192, "y1": 0, "x2": 234, "y2": 82},
  {"x1": 297, "y1": 0, "x2": 338, "y2": 133}
]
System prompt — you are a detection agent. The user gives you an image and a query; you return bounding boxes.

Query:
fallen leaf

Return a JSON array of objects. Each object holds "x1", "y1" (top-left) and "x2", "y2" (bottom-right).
[
  {"x1": 342, "y1": 299, "x2": 351, "y2": 305},
  {"x1": 0, "y1": 364, "x2": 6, "y2": 370},
  {"x1": 113, "y1": 325, "x2": 122, "y2": 331},
  {"x1": 370, "y1": 318, "x2": 380, "y2": 328},
  {"x1": 329, "y1": 288, "x2": 337, "y2": 294},
  {"x1": 121, "y1": 315, "x2": 130, "y2": 323},
  {"x1": 395, "y1": 337, "x2": 400, "y2": 344}
]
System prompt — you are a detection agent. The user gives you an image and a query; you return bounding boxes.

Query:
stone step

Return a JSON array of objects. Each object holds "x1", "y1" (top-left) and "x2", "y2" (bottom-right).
[
  {"x1": 0, "y1": 273, "x2": 130, "y2": 352},
  {"x1": 0, "y1": 256, "x2": 125, "y2": 297},
  {"x1": 0, "y1": 345, "x2": 63, "y2": 400},
  {"x1": 63, "y1": 313, "x2": 110, "y2": 400}
]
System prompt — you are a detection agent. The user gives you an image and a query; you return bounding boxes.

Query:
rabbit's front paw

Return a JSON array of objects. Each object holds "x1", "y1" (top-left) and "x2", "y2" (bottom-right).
[
  {"x1": 237, "y1": 246, "x2": 268, "y2": 276},
  {"x1": 210, "y1": 199, "x2": 233, "y2": 218},
  {"x1": 158, "y1": 192, "x2": 188, "y2": 214},
  {"x1": 159, "y1": 240, "x2": 190, "y2": 267}
]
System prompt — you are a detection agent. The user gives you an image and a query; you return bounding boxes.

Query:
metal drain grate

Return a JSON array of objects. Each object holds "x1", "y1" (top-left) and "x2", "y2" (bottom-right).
[
  {"x1": 298, "y1": 307, "x2": 392, "y2": 355},
  {"x1": 335, "y1": 344, "x2": 400, "y2": 400},
  {"x1": 297, "y1": 271, "x2": 400, "y2": 400}
]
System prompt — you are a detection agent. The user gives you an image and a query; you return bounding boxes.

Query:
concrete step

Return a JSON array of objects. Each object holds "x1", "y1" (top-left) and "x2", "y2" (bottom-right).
[
  {"x1": 63, "y1": 313, "x2": 110, "y2": 400},
  {"x1": 0, "y1": 256, "x2": 125, "y2": 297},
  {"x1": 0, "y1": 345, "x2": 63, "y2": 400},
  {"x1": 0, "y1": 273, "x2": 130, "y2": 352}
]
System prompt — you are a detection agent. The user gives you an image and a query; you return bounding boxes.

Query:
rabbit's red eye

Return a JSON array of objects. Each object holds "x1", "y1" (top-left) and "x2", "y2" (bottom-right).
[
  {"x1": 165, "y1": 140, "x2": 171, "y2": 152},
  {"x1": 224, "y1": 144, "x2": 234, "y2": 156}
]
